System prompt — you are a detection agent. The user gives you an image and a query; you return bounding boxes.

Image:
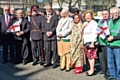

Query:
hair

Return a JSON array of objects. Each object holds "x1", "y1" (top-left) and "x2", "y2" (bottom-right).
[
  {"x1": 110, "y1": 7, "x2": 120, "y2": 14},
  {"x1": 102, "y1": 9, "x2": 110, "y2": 14},
  {"x1": 45, "y1": 5, "x2": 52, "y2": 9},
  {"x1": 16, "y1": 9, "x2": 23, "y2": 14},
  {"x1": 82, "y1": 10, "x2": 94, "y2": 20},
  {"x1": 73, "y1": 14, "x2": 82, "y2": 23},
  {"x1": 73, "y1": 14, "x2": 81, "y2": 19},
  {"x1": 60, "y1": 8, "x2": 69, "y2": 16}
]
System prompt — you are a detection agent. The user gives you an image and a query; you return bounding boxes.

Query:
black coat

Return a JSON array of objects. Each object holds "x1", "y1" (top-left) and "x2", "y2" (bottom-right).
[
  {"x1": 0, "y1": 15, "x2": 15, "y2": 35},
  {"x1": 13, "y1": 18, "x2": 30, "y2": 42},
  {"x1": 42, "y1": 13, "x2": 58, "y2": 41}
]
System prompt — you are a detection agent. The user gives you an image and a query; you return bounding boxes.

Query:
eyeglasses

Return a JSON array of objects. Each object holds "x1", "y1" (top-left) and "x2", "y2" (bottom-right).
[
  {"x1": 5, "y1": 9, "x2": 9, "y2": 11},
  {"x1": 46, "y1": 9, "x2": 51, "y2": 10}
]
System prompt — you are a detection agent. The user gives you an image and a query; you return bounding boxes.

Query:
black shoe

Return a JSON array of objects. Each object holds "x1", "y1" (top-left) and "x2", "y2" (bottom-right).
[
  {"x1": 60, "y1": 68, "x2": 65, "y2": 71},
  {"x1": 104, "y1": 74, "x2": 110, "y2": 78},
  {"x1": 66, "y1": 69, "x2": 70, "y2": 72},
  {"x1": 86, "y1": 71, "x2": 97, "y2": 76},
  {"x1": 9, "y1": 59, "x2": 15, "y2": 63},
  {"x1": 32, "y1": 62, "x2": 38, "y2": 66},
  {"x1": 43, "y1": 64, "x2": 52, "y2": 67},
  {"x1": 23, "y1": 60, "x2": 28, "y2": 65},
  {"x1": 39, "y1": 62, "x2": 44, "y2": 66},
  {"x1": 98, "y1": 70, "x2": 105, "y2": 74},
  {"x1": 15, "y1": 59, "x2": 22, "y2": 64},
  {"x1": 52, "y1": 64, "x2": 58, "y2": 69},
  {"x1": 107, "y1": 77, "x2": 116, "y2": 80},
  {"x1": 2, "y1": 61, "x2": 8, "y2": 64}
]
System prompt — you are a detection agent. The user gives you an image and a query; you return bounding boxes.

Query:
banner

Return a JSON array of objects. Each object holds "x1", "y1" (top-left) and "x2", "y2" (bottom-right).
[{"x1": 7, "y1": 21, "x2": 20, "y2": 33}]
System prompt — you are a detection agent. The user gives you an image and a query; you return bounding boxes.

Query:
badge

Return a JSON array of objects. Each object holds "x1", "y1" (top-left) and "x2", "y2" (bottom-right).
[{"x1": 47, "y1": 19, "x2": 50, "y2": 23}]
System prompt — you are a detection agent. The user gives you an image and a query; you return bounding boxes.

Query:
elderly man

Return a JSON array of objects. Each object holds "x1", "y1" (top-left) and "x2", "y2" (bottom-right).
[
  {"x1": 97, "y1": 10, "x2": 110, "y2": 78},
  {"x1": 10, "y1": 7, "x2": 16, "y2": 19},
  {"x1": 13, "y1": 9, "x2": 30, "y2": 64},
  {"x1": 26, "y1": 8, "x2": 32, "y2": 22},
  {"x1": 106, "y1": 7, "x2": 120, "y2": 80},
  {"x1": 42, "y1": 5, "x2": 59, "y2": 68},
  {"x1": 0, "y1": 6, "x2": 15, "y2": 64}
]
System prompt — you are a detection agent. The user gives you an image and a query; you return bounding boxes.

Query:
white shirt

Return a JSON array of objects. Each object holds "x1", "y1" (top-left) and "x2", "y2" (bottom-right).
[
  {"x1": 5, "y1": 14, "x2": 10, "y2": 23},
  {"x1": 28, "y1": 16, "x2": 30, "y2": 22},
  {"x1": 18, "y1": 18, "x2": 22, "y2": 24},
  {"x1": 82, "y1": 20, "x2": 98, "y2": 44}
]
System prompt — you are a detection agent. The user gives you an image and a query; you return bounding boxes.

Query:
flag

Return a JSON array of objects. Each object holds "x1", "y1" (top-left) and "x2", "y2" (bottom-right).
[
  {"x1": 7, "y1": 21, "x2": 20, "y2": 33},
  {"x1": 97, "y1": 21, "x2": 110, "y2": 39}
]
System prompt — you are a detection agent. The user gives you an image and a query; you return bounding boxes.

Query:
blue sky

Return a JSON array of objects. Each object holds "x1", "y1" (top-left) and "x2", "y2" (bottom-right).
[{"x1": 38, "y1": 0, "x2": 43, "y2": 2}]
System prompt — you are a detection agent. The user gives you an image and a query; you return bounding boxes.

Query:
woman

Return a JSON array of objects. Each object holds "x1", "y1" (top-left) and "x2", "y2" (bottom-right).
[
  {"x1": 70, "y1": 14, "x2": 86, "y2": 74},
  {"x1": 82, "y1": 10, "x2": 98, "y2": 76},
  {"x1": 56, "y1": 8, "x2": 73, "y2": 72}
]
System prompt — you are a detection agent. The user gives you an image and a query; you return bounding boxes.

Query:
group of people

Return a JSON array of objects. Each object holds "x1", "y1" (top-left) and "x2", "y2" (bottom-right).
[{"x1": 0, "y1": 4, "x2": 120, "y2": 80}]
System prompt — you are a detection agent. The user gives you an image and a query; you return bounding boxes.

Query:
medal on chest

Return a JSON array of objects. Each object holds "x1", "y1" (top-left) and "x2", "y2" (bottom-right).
[
  {"x1": 46, "y1": 14, "x2": 54, "y2": 23},
  {"x1": 47, "y1": 19, "x2": 50, "y2": 23}
]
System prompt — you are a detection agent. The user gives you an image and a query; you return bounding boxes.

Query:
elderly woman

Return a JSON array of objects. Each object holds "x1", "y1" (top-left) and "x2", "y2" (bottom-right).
[
  {"x1": 56, "y1": 8, "x2": 73, "y2": 72},
  {"x1": 82, "y1": 10, "x2": 98, "y2": 76},
  {"x1": 70, "y1": 14, "x2": 86, "y2": 74}
]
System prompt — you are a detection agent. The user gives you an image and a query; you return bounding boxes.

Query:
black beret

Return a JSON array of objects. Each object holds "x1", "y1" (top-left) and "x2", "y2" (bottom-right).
[{"x1": 31, "y1": 5, "x2": 39, "y2": 10}]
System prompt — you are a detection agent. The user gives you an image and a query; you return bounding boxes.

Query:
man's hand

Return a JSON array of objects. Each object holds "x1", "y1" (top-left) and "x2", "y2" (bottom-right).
[
  {"x1": 107, "y1": 36, "x2": 113, "y2": 41},
  {"x1": 19, "y1": 31, "x2": 24, "y2": 35},
  {"x1": 46, "y1": 32, "x2": 52, "y2": 37},
  {"x1": 16, "y1": 32, "x2": 21, "y2": 36}
]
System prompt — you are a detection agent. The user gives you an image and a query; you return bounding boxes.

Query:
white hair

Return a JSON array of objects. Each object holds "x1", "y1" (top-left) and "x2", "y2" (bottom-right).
[
  {"x1": 16, "y1": 9, "x2": 23, "y2": 14},
  {"x1": 110, "y1": 7, "x2": 120, "y2": 14},
  {"x1": 61, "y1": 8, "x2": 69, "y2": 15}
]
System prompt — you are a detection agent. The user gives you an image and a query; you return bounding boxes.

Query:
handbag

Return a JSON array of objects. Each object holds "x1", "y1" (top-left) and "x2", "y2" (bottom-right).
[{"x1": 85, "y1": 41, "x2": 99, "y2": 48}]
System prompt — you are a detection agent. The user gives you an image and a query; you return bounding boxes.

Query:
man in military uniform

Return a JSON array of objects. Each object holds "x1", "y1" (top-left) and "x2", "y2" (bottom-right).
[
  {"x1": 30, "y1": 6, "x2": 44, "y2": 66},
  {"x1": 42, "y1": 5, "x2": 59, "y2": 68}
]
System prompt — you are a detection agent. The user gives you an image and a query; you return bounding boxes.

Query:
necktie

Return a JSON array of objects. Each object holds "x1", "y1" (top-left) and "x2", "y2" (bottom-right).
[{"x1": 6, "y1": 15, "x2": 8, "y2": 26}]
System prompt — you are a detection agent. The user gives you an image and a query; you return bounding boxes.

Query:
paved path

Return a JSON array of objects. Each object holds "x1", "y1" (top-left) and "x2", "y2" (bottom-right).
[{"x1": 0, "y1": 46, "x2": 105, "y2": 80}]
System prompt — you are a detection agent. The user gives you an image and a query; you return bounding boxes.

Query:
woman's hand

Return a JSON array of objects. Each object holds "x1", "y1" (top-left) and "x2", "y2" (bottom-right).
[
  {"x1": 58, "y1": 34, "x2": 62, "y2": 38},
  {"x1": 89, "y1": 42, "x2": 94, "y2": 48}
]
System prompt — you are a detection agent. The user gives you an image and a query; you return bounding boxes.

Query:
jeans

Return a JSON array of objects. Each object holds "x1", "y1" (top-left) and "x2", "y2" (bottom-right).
[{"x1": 107, "y1": 47, "x2": 120, "y2": 80}]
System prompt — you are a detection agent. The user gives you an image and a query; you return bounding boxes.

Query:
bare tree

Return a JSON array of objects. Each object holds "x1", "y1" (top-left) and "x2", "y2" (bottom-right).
[
  {"x1": 77, "y1": 0, "x2": 81, "y2": 9},
  {"x1": 57, "y1": 0, "x2": 64, "y2": 8},
  {"x1": 85, "y1": 0, "x2": 94, "y2": 10},
  {"x1": 43, "y1": 0, "x2": 53, "y2": 7},
  {"x1": 64, "y1": 0, "x2": 79, "y2": 9}
]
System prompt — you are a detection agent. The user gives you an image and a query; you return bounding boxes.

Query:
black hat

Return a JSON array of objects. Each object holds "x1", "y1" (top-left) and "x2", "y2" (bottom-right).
[
  {"x1": 58, "y1": 8, "x2": 62, "y2": 12},
  {"x1": 31, "y1": 6, "x2": 39, "y2": 10},
  {"x1": 74, "y1": 8, "x2": 79, "y2": 14},
  {"x1": 69, "y1": 8, "x2": 75, "y2": 13}
]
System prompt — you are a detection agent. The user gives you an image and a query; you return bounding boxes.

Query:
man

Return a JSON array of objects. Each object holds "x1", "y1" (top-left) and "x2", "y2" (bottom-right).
[
  {"x1": 26, "y1": 8, "x2": 32, "y2": 22},
  {"x1": 107, "y1": 7, "x2": 120, "y2": 80},
  {"x1": 69, "y1": 8, "x2": 74, "y2": 18},
  {"x1": 25, "y1": 8, "x2": 32, "y2": 62},
  {"x1": 10, "y1": 7, "x2": 16, "y2": 19},
  {"x1": 97, "y1": 10, "x2": 110, "y2": 78},
  {"x1": 14, "y1": 9, "x2": 30, "y2": 64},
  {"x1": 42, "y1": 5, "x2": 59, "y2": 68},
  {"x1": 0, "y1": 6, "x2": 15, "y2": 64},
  {"x1": 30, "y1": 6, "x2": 44, "y2": 66}
]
